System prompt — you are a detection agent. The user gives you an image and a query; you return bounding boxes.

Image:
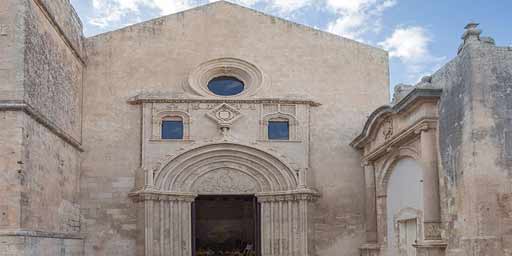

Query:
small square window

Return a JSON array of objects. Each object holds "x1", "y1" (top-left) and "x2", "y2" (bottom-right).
[
  {"x1": 268, "y1": 121, "x2": 289, "y2": 140},
  {"x1": 162, "y1": 120, "x2": 184, "y2": 139}
]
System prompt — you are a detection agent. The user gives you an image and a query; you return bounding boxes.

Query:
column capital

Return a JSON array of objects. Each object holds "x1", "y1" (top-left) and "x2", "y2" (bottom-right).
[{"x1": 129, "y1": 189, "x2": 197, "y2": 202}]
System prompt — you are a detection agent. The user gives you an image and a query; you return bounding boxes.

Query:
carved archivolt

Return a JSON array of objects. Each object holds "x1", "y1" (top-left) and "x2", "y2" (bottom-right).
[{"x1": 153, "y1": 142, "x2": 299, "y2": 192}]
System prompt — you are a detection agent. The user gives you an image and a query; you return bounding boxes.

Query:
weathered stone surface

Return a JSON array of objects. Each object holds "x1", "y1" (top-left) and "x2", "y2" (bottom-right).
[
  {"x1": 23, "y1": 0, "x2": 84, "y2": 140},
  {"x1": 0, "y1": 0, "x2": 84, "y2": 255},
  {"x1": 2, "y1": 1, "x2": 511, "y2": 256},
  {"x1": 80, "y1": 2, "x2": 388, "y2": 256}
]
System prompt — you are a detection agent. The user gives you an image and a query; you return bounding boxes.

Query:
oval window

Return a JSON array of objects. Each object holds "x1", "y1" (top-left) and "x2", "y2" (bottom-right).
[{"x1": 207, "y1": 76, "x2": 245, "y2": 96}]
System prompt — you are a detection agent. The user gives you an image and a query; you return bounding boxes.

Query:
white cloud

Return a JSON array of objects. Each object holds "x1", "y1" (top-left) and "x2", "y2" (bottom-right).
[
  {"x1": 208, "y1": 0, "x2": 312, "y2": 14},
  {"x1": 378, "y1": 26, "x2": 446, "y2": 82},
  {"x1": 87, "y1": 0, "x2": 396, "y2": 44},
  {"x1": 89, "y1": 0, "x2": 195, "y2": 27},
  {"x1": 326, "y1": 0, "x2": 396, "y2": 40}
]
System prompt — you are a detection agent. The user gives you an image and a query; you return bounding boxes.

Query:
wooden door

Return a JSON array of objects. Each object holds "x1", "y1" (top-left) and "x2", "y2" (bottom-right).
[{"x1": 398, "y1": 219, "x2": 417, "y2": 256}]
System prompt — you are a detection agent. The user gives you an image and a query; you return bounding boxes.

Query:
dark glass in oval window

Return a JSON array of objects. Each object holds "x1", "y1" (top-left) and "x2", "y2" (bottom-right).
[{"x1": 207, "y1": 76, "x2": 245, "y2": 96}]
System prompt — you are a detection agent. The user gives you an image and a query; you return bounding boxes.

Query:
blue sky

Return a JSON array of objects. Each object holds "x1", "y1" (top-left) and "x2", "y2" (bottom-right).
[{"x1": 70, "y1": 0, "x2": 511, "y2": 89}]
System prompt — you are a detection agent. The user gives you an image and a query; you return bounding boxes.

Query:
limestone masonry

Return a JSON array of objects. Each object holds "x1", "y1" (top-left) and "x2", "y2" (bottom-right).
[{"x1": 0, "y1": 1, "x2": 511, "y2": 256}]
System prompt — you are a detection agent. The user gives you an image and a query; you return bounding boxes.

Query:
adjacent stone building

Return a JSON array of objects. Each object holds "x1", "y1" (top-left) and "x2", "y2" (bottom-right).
[{"x1": 0, "y1": 1, "x2": 510, "y2": 256}]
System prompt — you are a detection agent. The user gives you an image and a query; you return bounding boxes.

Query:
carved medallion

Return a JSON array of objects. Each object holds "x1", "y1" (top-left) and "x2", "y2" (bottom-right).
[{"x1": 206, "y1": 103, "x2": 242, "y2": 128}]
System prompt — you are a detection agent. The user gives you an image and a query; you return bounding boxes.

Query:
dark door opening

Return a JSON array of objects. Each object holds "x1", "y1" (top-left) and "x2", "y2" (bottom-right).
[{"x1": 193, "y1": 195, "x2": 260, "y2": 256}]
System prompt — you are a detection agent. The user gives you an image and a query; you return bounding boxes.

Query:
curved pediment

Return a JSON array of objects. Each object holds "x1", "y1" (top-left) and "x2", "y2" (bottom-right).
[{"x1": 351, "y1": 88, "x2": 442, "y2": 152}]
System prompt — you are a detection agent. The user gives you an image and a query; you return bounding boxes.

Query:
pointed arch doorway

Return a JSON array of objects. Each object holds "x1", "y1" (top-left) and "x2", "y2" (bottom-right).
[{"x1": 131, "y1": 142, "x2": 318, "y2": 256}]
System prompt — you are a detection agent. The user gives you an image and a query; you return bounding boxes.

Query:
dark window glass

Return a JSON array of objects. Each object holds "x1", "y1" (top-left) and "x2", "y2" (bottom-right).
[
  {"x1": 162, "y1": 120, "x2": 184, "y2": 139},
  {"x1": 207, "y1": 76, "x2": 245, "y2": 96},
  {"x1": 268, "y1": 121, "x2": 289, "y2": 140}
]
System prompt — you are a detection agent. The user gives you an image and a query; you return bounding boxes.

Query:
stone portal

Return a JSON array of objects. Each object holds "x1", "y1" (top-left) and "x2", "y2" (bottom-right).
[{"x1": 194, "y1": 195, "x2": 259, "y2": 256}]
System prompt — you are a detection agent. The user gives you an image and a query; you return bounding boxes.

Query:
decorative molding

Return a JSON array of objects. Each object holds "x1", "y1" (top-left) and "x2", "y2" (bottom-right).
[
  {"x1": 128, "y1": 95, "x2": 321, "y2": 107},
  {"x1": 256, "y1": 188, "x2": 320, "y2": 202},
  {"x1": 0, "y1": 100, "x2": 83, "y2": 152},
  {"x1": 187, "y1": 57, "x2": 268, "y2": 97},
  {"x1": 362, "y1": 118, "x2": 435, "y2": 162},
  {"x1": 351, "y1": 88, "x2": 442, "y2": 149},
  {"x1": 424, "y1": 221, "x2": 442, "y2": 240},
  {"x1": 153, "y1": 142, "x2": 300, "y2": 192},
  {"x1": 382, "y1": 118, "x2": 393, "y2": 140},
  {"x1": 205, "y1": 103, "x2": 243, "y2": 129},
  {"x1": 191, "y1": 168, "x2": 260, "y2": 194}
]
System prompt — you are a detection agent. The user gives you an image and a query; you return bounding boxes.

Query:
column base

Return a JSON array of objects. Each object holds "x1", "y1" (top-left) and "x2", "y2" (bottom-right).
[
  {"x1": 360, "y1": 243, "x2": 380, "y2": 256},
  {"x1": 414, "y1": 240, "x2": 447, "y2": 256}
]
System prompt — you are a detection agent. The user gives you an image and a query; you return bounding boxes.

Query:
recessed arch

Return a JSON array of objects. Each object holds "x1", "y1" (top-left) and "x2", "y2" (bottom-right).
[{"x1": 378, "y1": 146, "x2": 421, "y2": 194}]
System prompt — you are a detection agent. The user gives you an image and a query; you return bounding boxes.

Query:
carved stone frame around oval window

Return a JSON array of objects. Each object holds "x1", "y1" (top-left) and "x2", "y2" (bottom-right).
[{"x1": 188, "y1": 58, "x2": 268, "y2": 97}]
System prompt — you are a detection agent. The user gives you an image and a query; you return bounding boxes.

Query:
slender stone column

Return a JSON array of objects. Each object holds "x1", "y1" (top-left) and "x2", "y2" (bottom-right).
[
  {"x1": 419, "y1": 127, "x2": 442, "y2": 240},
  {"x1": 363, "y1": 162, "x2": 378, "y2": 243}
]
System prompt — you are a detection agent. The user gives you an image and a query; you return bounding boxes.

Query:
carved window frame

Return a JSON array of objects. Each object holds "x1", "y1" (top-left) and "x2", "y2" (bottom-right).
[
  {"x1": 152, "y1": 111, "x2": 191, "y2": 141},
  {"x1": 261, "y1": 112, "x2": 299, "y2": 141}
]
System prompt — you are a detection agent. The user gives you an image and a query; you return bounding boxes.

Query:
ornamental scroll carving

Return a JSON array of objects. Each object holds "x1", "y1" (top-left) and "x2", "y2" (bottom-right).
[{"x1": 191, "y1": 169, "x2": 259, "y2": 193}]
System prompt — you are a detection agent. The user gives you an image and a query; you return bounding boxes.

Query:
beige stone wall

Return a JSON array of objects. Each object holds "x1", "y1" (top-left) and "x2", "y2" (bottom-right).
[
  {"x1": 434, "y1": 36, "x2": 512, "y2": 256},
  {"x1": 0, "y1": 0, "x2": 84, "y2": 254},
  {"x1": 24, "y1": 0, "x2": 84, "y2": 140},
  {"x1": 0, "y1": 111, "x2": 23, "y2": 229},
  {"x1": 81, "y1": 2, "x2": 389, "y2": 255}
]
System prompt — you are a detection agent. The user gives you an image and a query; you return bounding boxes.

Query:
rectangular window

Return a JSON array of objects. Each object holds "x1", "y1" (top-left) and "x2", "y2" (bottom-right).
[
  {"x1": 162, "y1": 120, "x2": 184, "y2": 139},
  {"x1": 268, "y1": 121, "x2": 289, "y2": 140}
]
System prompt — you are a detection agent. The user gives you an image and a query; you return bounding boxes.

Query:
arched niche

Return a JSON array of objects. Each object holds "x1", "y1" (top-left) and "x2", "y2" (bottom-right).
[{"x1": 385, "y1": 158, "x2": 424, "y2": 255}]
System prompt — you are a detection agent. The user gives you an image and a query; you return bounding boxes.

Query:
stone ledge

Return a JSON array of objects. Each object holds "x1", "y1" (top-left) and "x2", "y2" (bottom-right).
[
  {"x1": 127, "y1": 94, "x2": 321, "y2": 107},
  {"x1": 0, "y1": 100, "x2": 83, "y2": 152},
  {"x1": 0, "y1": 229, "x2": 85, "y2": 240},
  {"x1": 413, "y1": 240, "x2": 448, "y2": 248}
]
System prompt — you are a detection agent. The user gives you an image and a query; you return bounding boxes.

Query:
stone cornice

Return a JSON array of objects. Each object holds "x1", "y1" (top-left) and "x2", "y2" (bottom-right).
[
  {"x1": 0, "y1": 229, "x2": 85, "y2": 240},
  {"x1": 127, "y1": 95, "x2": 321, "y2": 107},
  {"x1": 0, "y1": 100, "x2": 83, "y2": 152},
  {"x1": 351, "y1": 88, "x2": 442, "y2": 149}
]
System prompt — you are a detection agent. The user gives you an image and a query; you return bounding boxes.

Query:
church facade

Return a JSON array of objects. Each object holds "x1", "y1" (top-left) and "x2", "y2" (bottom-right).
[{"x1": 0, "y1": 1, "x2": 511, "y2": 256}]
